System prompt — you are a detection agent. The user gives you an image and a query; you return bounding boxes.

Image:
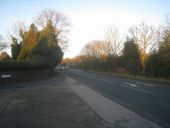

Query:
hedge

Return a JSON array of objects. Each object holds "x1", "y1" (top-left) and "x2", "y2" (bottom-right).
[{"x1": 0, "y1": 60, "x2": 53, "y2": 71}]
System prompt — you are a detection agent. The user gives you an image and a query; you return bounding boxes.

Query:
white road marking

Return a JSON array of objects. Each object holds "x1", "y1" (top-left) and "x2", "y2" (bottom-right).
[
  {"x1": 134, "y1": 82, "x2": 155, "y2": 87},
  {"x1": 71, "y1": 69, "x2": 83, "y2": 73},
  {"x1": 83, "y1": 73, "x2": 88, "y2": 76},
  {"x1": 124, "y1": 82, "x2": 138, "y2": 87},
  {"x1": 122, "y1": 84, "x2": 152, "y2": 94},
  {"x1": 99, "y1": 78, "x2": 113, "y2": 84},
  {"x1": 84, "y1": 74, "x2": 114, "y2": 84}
]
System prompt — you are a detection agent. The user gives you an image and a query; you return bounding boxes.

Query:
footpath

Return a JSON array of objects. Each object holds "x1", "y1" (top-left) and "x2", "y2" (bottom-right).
[{"x1": 0, "y1": 73, "x2": 161, "y2": 128}]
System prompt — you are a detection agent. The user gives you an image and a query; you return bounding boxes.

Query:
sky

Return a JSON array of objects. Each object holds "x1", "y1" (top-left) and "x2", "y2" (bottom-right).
[{"x1": 0, "y1": 0, "x2": 170, "y2": 58}]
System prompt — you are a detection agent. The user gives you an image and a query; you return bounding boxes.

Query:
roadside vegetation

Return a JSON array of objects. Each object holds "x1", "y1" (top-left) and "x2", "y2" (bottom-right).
[
  {"x1": 0, "y1": 9, "x2": 69, "y2": 71},
  {"x1": 84, "y1": 70, "x2": 170, "y2": 85},
  {"x1": 63, "y1": 17, "x2": 170, "y2": 80}
]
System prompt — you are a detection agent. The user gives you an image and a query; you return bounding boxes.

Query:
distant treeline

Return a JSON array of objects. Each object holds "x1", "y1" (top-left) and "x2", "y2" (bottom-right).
[{"x1": 63, "y1": 22, "x2": 170, "y2": 79}]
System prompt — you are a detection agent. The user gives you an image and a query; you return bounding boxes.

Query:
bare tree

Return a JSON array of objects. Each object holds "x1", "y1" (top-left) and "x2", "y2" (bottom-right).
[
  {"x1": 105, "y1": 26, "x2": 122, "y2": 56},
  {"x1": 80, "y1": 40, "x2": 108, "y2": 59},
  {"x1": 34, "y1": 9, "x2": 70, "y2": 52},
  {"x1": 57, "y1": 34, "x2": 69, "y2": 52},
  {"x1": 80, "y1": 39, "x2": 122, "y2": 71},
  {"x1": 10, "y1": 20, "x2": 26, "y2": 41},
  {"x1": 128, "y1": 22, "x2": 157, "y2": 76},
  {"x1": 105, "y1": 26, "x2": 122, "y2": 71},
  {"x1": 81, "y1": 27, "x2": 123, "y2": 70}
]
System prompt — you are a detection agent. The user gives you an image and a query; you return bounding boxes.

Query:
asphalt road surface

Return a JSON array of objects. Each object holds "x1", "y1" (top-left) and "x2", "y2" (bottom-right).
[{"x1": 62, "y1": 68, "x2": 170, "y2": 128}]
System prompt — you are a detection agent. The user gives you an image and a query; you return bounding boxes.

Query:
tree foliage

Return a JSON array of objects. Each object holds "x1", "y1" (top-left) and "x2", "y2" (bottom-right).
[
  {"x1": 34, "y1": 9, "x2": 70, "y2": 52},
  {"x1": 15, "y1": 21, "x2": 64, "y2": 67},
  {"x1": 17, "y1": 23, "x2": 39, "y2": 61},
  {"x1": 11, "y1": 35, "x2": 22, "y2": 60},
  {"x1": 41, "y1": 20, "x2": 57, "y2": 47},
  {"x1": 128, "y1": 22, "x2": 156, "y2": 76},
  {"x1": 29, "y1": 21, "x2": 63, "y2": 67},
  {"x1": 105, "y1": 26, "x2": 122, "y2": 56},
  {"x1": 0, "y1": 35, "x2": 8, "y2": 51},
  {"x1": 8, "y1": 9, "x2": 67, "y2": 68},
  {"x1": 122, "y1": 38, "x2": 142, "y2": 74},
  {"x1": 157, "y1": 22, "x2": 170, "y2": 78},
  {"x1": 0, "y1": 51, "x2": 10, "y2": 61}
]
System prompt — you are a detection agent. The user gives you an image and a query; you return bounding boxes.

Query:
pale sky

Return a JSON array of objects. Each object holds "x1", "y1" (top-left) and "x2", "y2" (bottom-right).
[{"x1": 0, "y1": 0, "x2": 170, "y2": 58}]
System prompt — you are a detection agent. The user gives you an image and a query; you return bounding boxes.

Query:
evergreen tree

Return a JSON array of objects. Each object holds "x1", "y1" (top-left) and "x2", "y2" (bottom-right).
[
  {"x1": 29, "y1": 20, "x2": 63, "y2": 67},
  {"x1": 11, "y1": 35, "x2": 22, "y2": 60},
  {"x1": 17, "y1": 23, "x2": 39, "y2": 61},
  {"x1": 158, "y1": 27, "x2": 170, "y2": 78},
  {"x1": 122, "y1": 39, "x2": 142, "y2": 75},
  {"x1": 41, "y1": 20, "x2": 58, "y2": 47},
  {"x1": 145, "y1": 52, "x2": 161, "y2": 77}
]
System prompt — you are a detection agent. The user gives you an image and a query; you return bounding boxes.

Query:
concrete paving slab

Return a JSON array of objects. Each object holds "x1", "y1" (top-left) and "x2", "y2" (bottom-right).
[{"x1": 0, "y1": 74, "x2": 109, "y2": 128}]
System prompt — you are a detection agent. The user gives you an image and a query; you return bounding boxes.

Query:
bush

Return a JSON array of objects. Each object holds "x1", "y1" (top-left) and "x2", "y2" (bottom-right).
[{"x1": 0, "y1": 52, "x2": 10, "y2": 61}]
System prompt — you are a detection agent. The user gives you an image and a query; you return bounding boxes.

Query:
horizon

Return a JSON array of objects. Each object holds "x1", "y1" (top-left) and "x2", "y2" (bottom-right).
[{"x1": 1, "y1": 0, "x2": 170, "y2": 58}]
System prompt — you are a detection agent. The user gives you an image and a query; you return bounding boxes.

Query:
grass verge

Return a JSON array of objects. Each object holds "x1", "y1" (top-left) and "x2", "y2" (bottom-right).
[{"x1": 83, "y1": 69, "x2": 170, "y2": 86}]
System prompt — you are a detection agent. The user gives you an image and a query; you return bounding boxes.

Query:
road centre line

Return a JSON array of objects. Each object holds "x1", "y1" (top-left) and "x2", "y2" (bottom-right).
[
  {"x1": 124, "y1": 82, "x2": 138, "y2": 87},
  {"x1": 121, "y1": 84, "x2": 152, "y2": 94},
  {"x1": 99, "y1": 78, "x2": 113, "y2": 84},
  {"x1": 82, "y1": 73, "x2": 114, "y2": 84},
  {"x1": 134, "y1": 82, "x2": 155, "y2": 87}
]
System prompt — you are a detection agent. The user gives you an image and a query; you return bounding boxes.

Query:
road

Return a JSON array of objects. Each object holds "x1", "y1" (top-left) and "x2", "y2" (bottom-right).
[{"x1": 63, "y1": 68, "x2": 170, "y2": 128}]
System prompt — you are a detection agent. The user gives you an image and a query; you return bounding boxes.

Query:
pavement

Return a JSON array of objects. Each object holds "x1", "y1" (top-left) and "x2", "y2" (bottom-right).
[
  {"x1": 0, "y1": 71, "x2": 163, "y2": 128},
  {"x1": 0, "y1": 73, "x2": 108, "y2": 128}
]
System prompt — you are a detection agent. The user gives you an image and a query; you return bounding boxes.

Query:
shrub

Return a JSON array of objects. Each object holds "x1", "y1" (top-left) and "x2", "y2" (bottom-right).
[{"x1": 0, "y1": 52, "x2": 10, "y2": 61}]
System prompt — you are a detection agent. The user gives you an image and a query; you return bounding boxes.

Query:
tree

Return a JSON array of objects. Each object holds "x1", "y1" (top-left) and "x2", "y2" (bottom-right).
[
  {"x1": 29, "y1": 20, "x2": 63, "y2": 67},
  {"x1": 11, "y1": 35, "x2": 22, "y2": 60},
  {"x1": 128, "y1": 22, "x2": 156, "y2": 76},
  {"x1": 80, "y1": 40, "x2": 107, "y2": 70},
  {"x1": 80, "y1": 40, "x2": 121, "y2": 71},
  {"x1": 17, "y1": 23, "x2": 39, "y2": 61},
  {"x1": 30, "y1": 36, "x2": 63, "y2": 67},
  {"x1": 41, "y1": 20, "x2": 57, "y2": 47},
  {"x1": 81, "y1": 40, "x2": 107, "y2": 59},
  {"x1": 145, "y1": 51, "x2": 161, "y2": 77},
  {"x1": 0, "y1": 35, "x2": 8, "y2": 51},
  {"x1": 122, "y1": 38, "x2": 142, "y2": 74},
  {"x1": 11, "y1": 20, "x2": 26, "y2": 41},
  {"x1": 105, "y1": 26, "x2": 122, "y2": 56},
  {"x1": 158, "y1": 21, "x2": 170, "y2": 78},
  {"x1": 105, "y1": 26, "x2": 122, "y2": 71},
  {"x1": 0, "y1": 51, "x2": 10, "y2": 61},
  {"x1": 41, "y1": 20, "x2": 64, "y2": 66},
  {"x1": 1, "y1": 9, "x2": 67, "y2": 69},
  {"x1": 34, "y1": 9, "x2": 70, "y2": 52},
  {"x1": 9, "y1": 21, "x2": 25, "y2": 60},
  {"x1": 144, "y1": 16, "x2": 170, "y2": 79}
]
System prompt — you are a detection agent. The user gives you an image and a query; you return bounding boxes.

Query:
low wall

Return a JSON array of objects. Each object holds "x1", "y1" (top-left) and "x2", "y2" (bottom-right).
[{"x1": 0, "y1": 68, "x2": 54, "y2": 84}]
